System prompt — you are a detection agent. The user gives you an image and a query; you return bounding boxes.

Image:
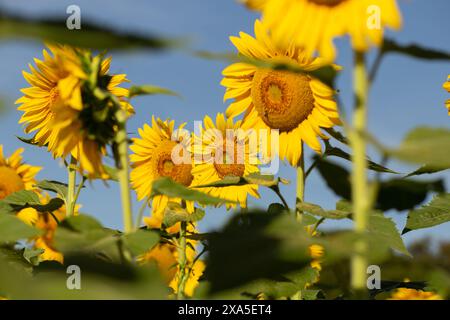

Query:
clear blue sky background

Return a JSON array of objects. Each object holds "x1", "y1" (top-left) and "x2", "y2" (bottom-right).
[{"x1": 0, "y1": 0, "x2": 448, "y2": 246}]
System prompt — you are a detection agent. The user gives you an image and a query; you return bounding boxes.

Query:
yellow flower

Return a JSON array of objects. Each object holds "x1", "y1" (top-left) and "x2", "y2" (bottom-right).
[
  {"x1": 389, "y1": 288, "x2": 443, "y2": 300},
  {"x1": 191, "y1": 113, "x2": 260, "y2": 209},
  {"x1": 308, "y1": 244, "x2": 324, "y2": 271},
  {"x1": 240, "y1": 0, "x2": 267, "y2": 10},
  {"x1": 0, "y1": 145, "x2": 41, "y2": 200},
  {"x1": 443, "y1": 75, "x2": 450, "y2": 115},
  {"x1": 16, "y1": 44, "x2": 132, "y2": 175},
  {"x1": 222, "y1": 20, "x2": 341, "y2": 166},
  {"x1": 246, "y1": 0, "x2": 402, "y2": 61},
  {"x1": 138, "y1": 240, "x2": 205, "y2": 298},
  {"x1": 130, "y1": 117, "x2": 195, "y2": 228}
]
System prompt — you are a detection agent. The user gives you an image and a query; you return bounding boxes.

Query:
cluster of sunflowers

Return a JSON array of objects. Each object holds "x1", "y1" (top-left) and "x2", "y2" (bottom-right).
[{"x1": 0, "y1": 0, "x2": 448, "y2": 300}]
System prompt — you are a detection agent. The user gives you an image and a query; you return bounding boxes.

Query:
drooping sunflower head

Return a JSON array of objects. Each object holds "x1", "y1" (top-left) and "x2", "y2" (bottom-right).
[
  {"x1": 0, "y1": 145, "x2": 41, "y2": 200},
  {"x1": 443, "y1": 75, "x2": 450, "y2": 115},
  {"x1": 130, "y1": 117, "x2": 194, "y2": 223},
  {"x1": 250, "y1": 0, "x2": 402, "y2": 60},
  {"x1": 191, "y1": 113, "x2": 260, "y2": 209},
  {"x1": 222, "y1": 20, "x2": 341, "y2": 166},
  {"x1": 16, "y1": 44, "x2": 133, "y2": 176}
]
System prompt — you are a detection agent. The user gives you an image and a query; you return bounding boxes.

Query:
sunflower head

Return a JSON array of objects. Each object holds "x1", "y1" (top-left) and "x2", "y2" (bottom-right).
[
  {"x1": 130, "y1": 117, "x2": 194, "y2": 224},
  {"x1": 0, "y1": 145, "x2": 41, "y2": 200},
  {"x1": 16, "y1": 44, "x2": 133, "y2": 176},
  {"x1": 192, "y1": 113, "x2": 260, "y2": 209},
  {"x1": 222, "y1": 20, "x2": 341, "y2": 166},
  {"x1": 389, "y1": 288, "x2": 443, "y2": 300}
]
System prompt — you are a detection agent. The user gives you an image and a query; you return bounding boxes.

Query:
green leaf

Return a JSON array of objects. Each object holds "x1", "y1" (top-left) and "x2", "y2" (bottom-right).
[
  {"x1": 122, "y1": 229, "x2": 160, "y2": 257},
  {"x1": 382, "y1": 38, "x2": 450, "y2": 61},
  {"x1": 16, "y1": 135, "x2": 40, "y2": 146},
  {"x1": 195, "y1": 173, "x2": 289, "y2": 189},
  {"x1": 324, "y1": 143, "x2": 397, "y2": 174},
  {"x1": 375, "y1": 127, "x2": 450, "y2": 170},
  {"x1": 36, "y1": 180, "x2": 68, "y2": 199},
  {"x1": 297, "y1": 202, "x2": 351, "y2": 220},
  {"x1": 368, "y1": 213, "x2": 410, "y2": 257},
  {"x1": 405, "y1": 165, "x2": 448, "y2": 177},
  {"x1": 61, "y1": 214, "x2": 104, "y2": 232},
  {"x1": 151, "y1": 177, "x2": 231, "y2": 205},
  {"x1": 323, "y1": 128, "x2": 349, "y2": 145},
  {"x1": 128, "y1": 85, "x2": 180, "y2": 99},
  {"x1": 162, "y1": 202, "x2": 206, "y2": 228},
  {"x1": 0, "y1": 190, "x2": 64, "y2": 213},
  {"x1": 403, "y1": 193, "x2": 450, "y2": 234},
  {"x1": 376, "y1": 178, "x2": 444, "y2": 211},
  {"x1": 23, "y1": 248, "x2": 44, "y2": 266},
  {"x1": 0, "y1": 213, "x2": 41, "y2": 243},
  {"x1": 315, "y1": 157, "x2": 444, "y2": 211},
  {"x1": 2, "y1": 190, "x2": 40, "y2": 206},
  {"x1": 0, "y1": 13, "x2": 179, "y2": 51}
]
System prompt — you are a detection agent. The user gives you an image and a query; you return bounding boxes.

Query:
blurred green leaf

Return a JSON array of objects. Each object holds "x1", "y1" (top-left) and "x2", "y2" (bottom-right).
[
  {"x1": 297, "y1": 202, "x2": 351, "y2": 220},
  {"x1": 36, "y1": 180, "x2": 68, "y2": 199},
  {"x1": 383, "y1": 38, "x2": 450, "y2": 61},
  {"x1": 405, "y1": 165, "x2": 447, "y2": 177},
  {"x1": 151, "y1": 177, "x2": 231, "y2": 205},
  {"x1": 403, "y1": 193, "x2": 450, "y2": 234},
  {"x1": 128, "y1": 85, "x2": 180, "y2": 99},
  {"x1": 23, "y1": 247, "x2": 44, "y2": 266},
  {"x1": 427, "y1": 269, "x2": 450, "y2": 299},
  {"x1": 315, "y1": 157, "x2": 445, "y2": 211},
  {"x1": 0, "y1": 213, "x2": 41, "y2": 243},
  {"x1": 0, "y1": 190, "x2": 64, "y2": 213},
  {"x1": 122, "y1": 229, "x2": 159, "y2": 257},
  {"x1": 195, "y1": 173, "x2": 289, "y2": 189},
  {"x1": 369, "y1": 213, "x2": 410, "y2": 257},
  {"x1": 162, "y1": 202, "x2": 205, "y2": 228},
  {"x1": 373, "y1": 127, "x2": 450, "y2": 170},
  {"x1": 0, "y1": 12, "x2": 179, "y2": 51}
]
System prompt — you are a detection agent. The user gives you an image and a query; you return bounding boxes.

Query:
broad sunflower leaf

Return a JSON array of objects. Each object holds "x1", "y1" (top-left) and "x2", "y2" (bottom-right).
[
  {"x1": 368, "y1": 213, "x2": 410, "y2": 257},
  {"x1": 128, "y1": 85, "x2": 180, "y2": 99},
  {"x1": 0, "y1": 12, "x2": 178, "y2": 51},
  {"x1": 324, "y1": 143, "x2": 398, "y2": 174},
  {"x1": 151, "y1": 177, "x2": 232, "y2": 205},
  {"x1": 0, "y1": 213, "x2": 41, "y2": 243},
  {"x1": 403, "y1": 193, "x2": 450, "y2": 234},
  {"x1": 315, "y1": 157, "x2": 445, "y2": 211},
  {"x1": 373, "y1": 127, "x2": 450, "y2": 170},
  {"x1": 195, "y1": 173, "x2": 289, "y2": 188},
  {"x1": 162, "y1": 202, "x2": 206, "y2": 228},
  {"x1": 2, "y1": 190, "x2": 40, "y2": 206},
  {"x1": 36, "y1": 180, "x2": 68, "y2": 199},
  {"x1": 122, "y1": 229, "x2": 160, "y2": 257},
  {"x1": 382, "y1": 38, "x2": 450, "y2": 61},
  {"x1": 297, "y1": 202, "x2": 351, "y2": 220}
]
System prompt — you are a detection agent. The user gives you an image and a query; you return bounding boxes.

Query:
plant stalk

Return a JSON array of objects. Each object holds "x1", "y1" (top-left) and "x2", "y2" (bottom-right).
[
  {"x1": 177, "y1": 221, "x2": 188, "y2": 299},
  {"x1": 66, "y1": 156, "x2": 77, "y2": 217},
  {"x1": 295, "y1": 144, "x2": 305, "y2": 221},
  {"x1": 115, "y1": 109, "x2": 133, "y2": 234},
  {"x1": 350, "y1": 51, "x2": 370, "y2": 296}
]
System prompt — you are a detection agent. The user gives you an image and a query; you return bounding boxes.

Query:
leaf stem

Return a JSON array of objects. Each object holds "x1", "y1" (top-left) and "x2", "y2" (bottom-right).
[
  {"x1": 135, "y1": 196, "x2": 150, "y2": 231},
  {"x1": 350, "y1": 51, "x2": 370, "y2": 297},
  {"x1": 66, "y1": 156, "x2": 77, "y2": 217}
]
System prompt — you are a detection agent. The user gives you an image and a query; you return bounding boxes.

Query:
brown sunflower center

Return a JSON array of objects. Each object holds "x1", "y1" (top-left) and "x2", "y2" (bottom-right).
[
  {"x1": 251, "y1": 69, "x2": 315, "y2": 132},
  {"x1": 308, "y1": 0, "x2": 346, "y2": 7},
  {"x1": 0, "y1": 166, "x2": 25, "y2": 200},
  {"x1": 213, "y1": 141, "x2": 246, "y2": 179},
  {"x1": 154, "y1": 141, "x2": 193, "y2": 187}
]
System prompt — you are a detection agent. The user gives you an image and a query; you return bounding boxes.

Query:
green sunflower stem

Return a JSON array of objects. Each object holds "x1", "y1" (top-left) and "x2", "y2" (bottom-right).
[
  {"x1": 177, "y1": 221, "x2": 188, "y2": 299},
  {"x1": 66, "y1": 156, "x2": 77, "y2": 218},
  {"x1": 350, "y1": 51, "x2": 370, "y2": 298},
  {"x1": 295, "y1": 143, "x2": 305, "y2": 222},
  {"x1": 115, "y1": 109, "x2": 133, "y2": 234}
]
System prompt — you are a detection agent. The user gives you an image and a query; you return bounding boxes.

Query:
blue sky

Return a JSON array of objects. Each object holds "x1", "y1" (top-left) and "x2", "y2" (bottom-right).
[{"x1": 0, "y1": 0, "x2": 449, "y2": 245}]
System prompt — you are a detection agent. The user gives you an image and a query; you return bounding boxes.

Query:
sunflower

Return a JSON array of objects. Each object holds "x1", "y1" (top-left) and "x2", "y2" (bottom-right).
[
  {"x1": 388, "y1": 288, "x2": 443, "y2": 300},
  {"x1": 16, "y1": 44, "x2": 133, "y2": 175},
  {"x1": 138, "y1": 240, "x2": 205, "y2": 297},
  {"x1": 443, "y1": 75, "x2": 450, "y2": 115},
  {"x1": 191, "y1": 113, "x2": 260, "y2": 209},
  {"x1": 0, "y1": 145, "x2": 41, "y2": 200},
  {"x1": 222, "y1": 20, "x2": 341, "y2": 167},
  {"x1": 240, "y1": 0, "x2": 267, "y2": 10},
  {"x1": 243, "y1": 0, "x2": 402, "y2": 61},
  {"x1": 130, "y1": 117, "x2": 195, "y2": 229}
]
